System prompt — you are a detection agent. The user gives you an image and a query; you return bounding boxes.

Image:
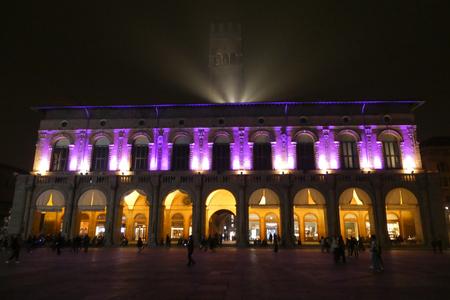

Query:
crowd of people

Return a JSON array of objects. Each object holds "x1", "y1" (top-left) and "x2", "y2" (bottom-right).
[{"x1": 1, "y1": 231, "x2": 445, "y2": 272}]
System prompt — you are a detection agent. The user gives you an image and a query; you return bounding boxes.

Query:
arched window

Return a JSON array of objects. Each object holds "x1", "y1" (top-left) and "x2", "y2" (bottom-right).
[
  {"x1": 131, "y1": 136, "x2": 149, "y2": 171},
  {"x1": 212, "y1": 135, "x2": 230, "y2": 172},
  {"x1": 381, "y1": 133, "x2": 402, "y2": 169},
  {"x1": 50, "y1": 138, "x2": 69, "y2": 172},
  {"x1": 171, "y1": 135, "x2": 190, "y2": 171},
  {"x1": 253, "y1": 134, "x2": 272, "y2": 170},
  {"x1": 91, "y1": 137, "x2": 110, "y2": 171},
  {"x1": 339, "y1": 133, "x2": 359, "y2": 169},
  {"x1": 296, "y1": 134, "x2": 316, "y2": 171}
]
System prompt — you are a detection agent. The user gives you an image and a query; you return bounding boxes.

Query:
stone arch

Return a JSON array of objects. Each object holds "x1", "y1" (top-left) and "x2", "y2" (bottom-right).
[
  {"x1": 248, "y1": 188, "x2": 281, "y2": 241},
  {"x1": 338, "y1": 187, "x2": 374, "y2": 239},
  {"x1": 89, "y1": 132, "x2": 114, "y2": 145},
  {"x1": 208, "y1": 129, "x2": 234, "y2": 143},
  {"x1": 76, "y1": 188, "x2": 108, "y2": 238},
  {"x1": 49, "y1": 133, "x2": 74, "y2": 146},
  {"x1": 128, "y1": 130, "x2": 153, "y2": 144},
  {"x1": 249, "y1": 130, "x2": 275, "y2": 143},
  {"x1": 293, "y1": 188, "x2": 326, "y2": 205},
  {"x1": 31, "y1": 189, "x2": 66, "y2": 236},
  {"x1": 385, "y1": 187, "x2": 423, "y2": 244},
  {"x1": 377, "y1": 129, "x2": 403, "y2": 142},
  {"x1": 162, "y1": 189, "x2": 193, "y2": 241},
  {"x1": 293, "y1": 130, "x2": 318, "y2": 143},
  {"x1": 170, "y1": 131, "x2": 193, "y2": 144},
  {"x1": 336, "y1": 129, "x2": 361, "y2": 142},
  {"x1": 293, "y1": 188, "x2": 327, "y2": 242}
]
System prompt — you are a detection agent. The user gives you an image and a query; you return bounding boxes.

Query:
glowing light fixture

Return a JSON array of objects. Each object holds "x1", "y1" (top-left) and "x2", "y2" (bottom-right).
[{"x1": 259, "y1": 189, "x2": 267, "y2": 205}]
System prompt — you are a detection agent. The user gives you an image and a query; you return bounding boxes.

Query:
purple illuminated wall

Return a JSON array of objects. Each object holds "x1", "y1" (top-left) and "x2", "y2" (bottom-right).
[{"x1": 33, "y1": 124, "x2": 420, "y2": 173}]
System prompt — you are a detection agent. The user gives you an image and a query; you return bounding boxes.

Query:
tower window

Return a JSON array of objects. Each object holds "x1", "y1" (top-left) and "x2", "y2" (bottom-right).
[
  {"x1": 380, "y1": 133, "x2": 402, "y2": 169},
  {"x1": 296, "y1": 134, "x2": 315, "y2": 171},
  {"x1": 212, "y1": 136, "x2": 230, "y2": 172},
  {"x1": 253, "y1": 135, "x2": 272, "y2": 170},
  {"x1": 131, "y1": 136, "x2": 149, "y2": 171},
  {"x1": 171, "y1": 136, "x2": 190, "y2": 171},
  {"x1": 91, "y1": 137, "x2": 110, "y2": 172},
  {"x1": 50, "y1": 138, "x2": 69, "y2": 172},
  {"x1": 339, "y1": 134, "x2": 359, "y2": 170}
]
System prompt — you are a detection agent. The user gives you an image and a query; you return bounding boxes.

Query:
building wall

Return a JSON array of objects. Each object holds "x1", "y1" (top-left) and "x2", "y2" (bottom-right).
[{"x1": 8, "y1": 102, "x2": 448, "y2": 248}]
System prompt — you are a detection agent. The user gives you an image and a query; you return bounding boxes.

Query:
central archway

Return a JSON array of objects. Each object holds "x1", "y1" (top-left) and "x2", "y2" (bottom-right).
[
  {"x1": 32, "y1": 189, "x2": 65, "y2": 236},
  {"x1": 248, "y1": 188, "x2": 280, "y2": 243},
  {"x1": 77, "y1": 189, "x2": 107, "y2": 239},
  {"x1": 209, "y1": 209, "x2": 236, "y2": 244},
  {"x1": 119, "y1": 189, "x2": 150, "y2": 243},
  {"x1": 205, "y1": 189, "x2": 237, "y2": 244},
  {"x1": 163, "y1": 190, "x2": 193, "y2": 243},
  {"x1": 293, "y1": 188, "x2": 327, "y2": 244},
  {"x1": 339, "y1": 188, "x2": 374, "y2": 240},
  {"x1": 385, "y1": 188, "x2": 423, "y2": 244}
]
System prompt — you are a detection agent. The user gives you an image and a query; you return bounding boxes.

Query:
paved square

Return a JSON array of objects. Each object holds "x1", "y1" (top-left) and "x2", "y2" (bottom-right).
[{"x1": 1, "y1": 247, "x2": 449, "y2": 299}]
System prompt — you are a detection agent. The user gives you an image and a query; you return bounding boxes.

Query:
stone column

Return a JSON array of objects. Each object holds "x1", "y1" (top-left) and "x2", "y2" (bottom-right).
[
  {"x1": 149, "y1": 175, "x2": 160, "y2": 246},
  {"x1": 372, "y1": 176, "x2": 389, "y2": 248},
  {"x1": 8, "y1": 175, "x2": 34, "y2": 237},
  {"x1": 326, "y1": 175, "x2": 338, "y2": 237},
  {"x1": 62, "y1": 178, "x2": 76, "y2": 239},
  {"x1": 237, "y1": 179, "x2": 248, "y2": 247},
  {"x1": 280, "y1": 181, "x2": 294, "y2": 247},
  {"x1": 192, "y1": 174, "x2": 203, "y2": 246},
  {"x1": 104, "y1": 177, "x2": 118, "y2": 246}
]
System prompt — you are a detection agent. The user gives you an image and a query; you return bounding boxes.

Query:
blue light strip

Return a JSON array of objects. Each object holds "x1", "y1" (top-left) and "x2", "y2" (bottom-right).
[{"x1": 33, "y1": 99, "x2": 424, "y2": 111}]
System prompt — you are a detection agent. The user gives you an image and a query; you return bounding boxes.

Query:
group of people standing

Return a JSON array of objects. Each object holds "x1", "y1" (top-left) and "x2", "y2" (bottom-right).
[{"x1": 318, "y1": 235, "x2": 383, "y2": 272}]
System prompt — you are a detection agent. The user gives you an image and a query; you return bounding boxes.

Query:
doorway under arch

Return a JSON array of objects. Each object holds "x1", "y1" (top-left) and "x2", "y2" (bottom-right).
[
  {"x1": 339, "y1": 188, "x2": 374, "y2": 240},
  {"x1": 205, "y1": 189, "x2": 237, "y2": 244},
  {"x1": 209, "y1": 209, "x2": 236, "y2": 244},
  {"x1": 32, "y1": 189, "x2": 65, "y2": 236},
  {"x1": 293, "y1": 188, "x2": 327, "y2": 244},
  {"x1": 163, "y1": 190, "x2": 193, "y2": 242},
  {"x1": 77, "y1": 189, "x2": 107, "y2": 238},
  {"x1": 248, "y1": 188, "x2": 281, "y2": 242},
  {"x1": 119, "y1": 189, "x2": 150, "y2": 243},
  {"x1": 385, "y1": 188, "x2": 424, "y2": 244}
]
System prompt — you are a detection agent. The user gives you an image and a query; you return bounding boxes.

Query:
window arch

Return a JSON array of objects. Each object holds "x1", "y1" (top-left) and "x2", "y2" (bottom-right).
[
  {"x1": 212, "y1": 134, "x2": 230, "y2": 172},
  {"x1": 171, "y1": 135, "x2": 191, "y2": 171},
  {"x1": 337, "y1": 132, "x2": 359, "y2": 169},
  {"x1": 379, "y1": 131, "x2": 402, "y2": 169},
  {"x1": 295, "y1": 133, "x2": 316, "y2": 171},
  {"x1": 252, "y1": 133, "x2": 272, "y2": 170},
  {"x1": 91, "y1": 137, "x2": 110, "y2": 171},
  {"x1": 131, "y1": 136, "x2": 150, "y2": 171},
  {"x1": 50, "y1": 138, "x2": 70, "y2": 172}
]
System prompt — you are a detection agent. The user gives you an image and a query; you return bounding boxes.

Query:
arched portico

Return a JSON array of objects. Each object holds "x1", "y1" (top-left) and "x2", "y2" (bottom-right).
[
  {"x1": 162, "y1": 189, "x2": 193, "y2": 242},
  {"x1": 385, "y1": 188, "x2": 424, "y2": 244},
  {"x1": 119, "y1": 189, "x2": 150, "y2": 243},
  {"x1": 205, "y1": 189, "x2": 237, "y2": 244},
  {"x1": 31, "y1": 189, "x2": 65, "y2": 236},
  {"x1": 248, "y1": 188, "x2": 281, "y2": 242},
  {"x1": 339, "y1": 188, "x2": 374, "y2": 240},
  {"x1": 293, "y1": 188, "x2": 327, "y2": 243},
  {"x1": 76, "y1": 189, "x2": 107, "y2": 238}
]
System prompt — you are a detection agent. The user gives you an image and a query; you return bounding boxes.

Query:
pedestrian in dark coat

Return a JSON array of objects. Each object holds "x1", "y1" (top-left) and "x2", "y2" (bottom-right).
[{"x1": 187, "y1": 235, "x2": 195, "y2": 266}]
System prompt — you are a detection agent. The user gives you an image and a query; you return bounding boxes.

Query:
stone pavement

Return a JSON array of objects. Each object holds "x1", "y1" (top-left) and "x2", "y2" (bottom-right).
[{"x1": 0, "y1": 247, "x2": 449, "y2": 300}]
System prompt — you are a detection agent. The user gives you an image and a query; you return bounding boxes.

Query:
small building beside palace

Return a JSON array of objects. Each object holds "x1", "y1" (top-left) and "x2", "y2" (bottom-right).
[{"x1": 7, "y1": 101, "x2": 448, "y2": 248}]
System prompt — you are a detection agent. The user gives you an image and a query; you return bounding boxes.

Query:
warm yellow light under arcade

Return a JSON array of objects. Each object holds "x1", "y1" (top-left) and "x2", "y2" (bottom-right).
[{"x1": 205, "y1": 189, "x2": 236, "y2": 236}]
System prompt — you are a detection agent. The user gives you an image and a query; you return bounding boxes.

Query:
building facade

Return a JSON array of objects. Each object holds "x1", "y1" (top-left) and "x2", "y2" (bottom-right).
[
  {"x1": 8, "y1": 101, "x2": 448, "y2": 248},
  {"x1": 421, "y1": 136, "x2": 450, "y2": 241}
]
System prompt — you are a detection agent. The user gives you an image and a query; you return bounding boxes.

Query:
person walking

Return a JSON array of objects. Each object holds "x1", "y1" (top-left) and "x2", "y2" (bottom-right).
[
  {"x1": 137, "y1": 237, "x2": 144, "y2": 253},
  {"x1": 187, "y1": 235, "x2": 195, "y2": 266},
  {"x1": 273, "y1": 234, "x2": 279, "y2": 253},
  {"x1": 370, "y1": 235, "x2": 384, "y2": 272},
  {"x1": 5, "y1": 235, "x2": 21, "y2": 264},
  {"x1": 82, "y1": 234, "x2": 90, "y2": 253}
]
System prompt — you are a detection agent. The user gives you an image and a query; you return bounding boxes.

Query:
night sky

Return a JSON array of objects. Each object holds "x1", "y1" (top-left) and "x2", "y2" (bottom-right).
[{"x1": 2, "y1": 1, "x2": 450, "y2": 171}]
